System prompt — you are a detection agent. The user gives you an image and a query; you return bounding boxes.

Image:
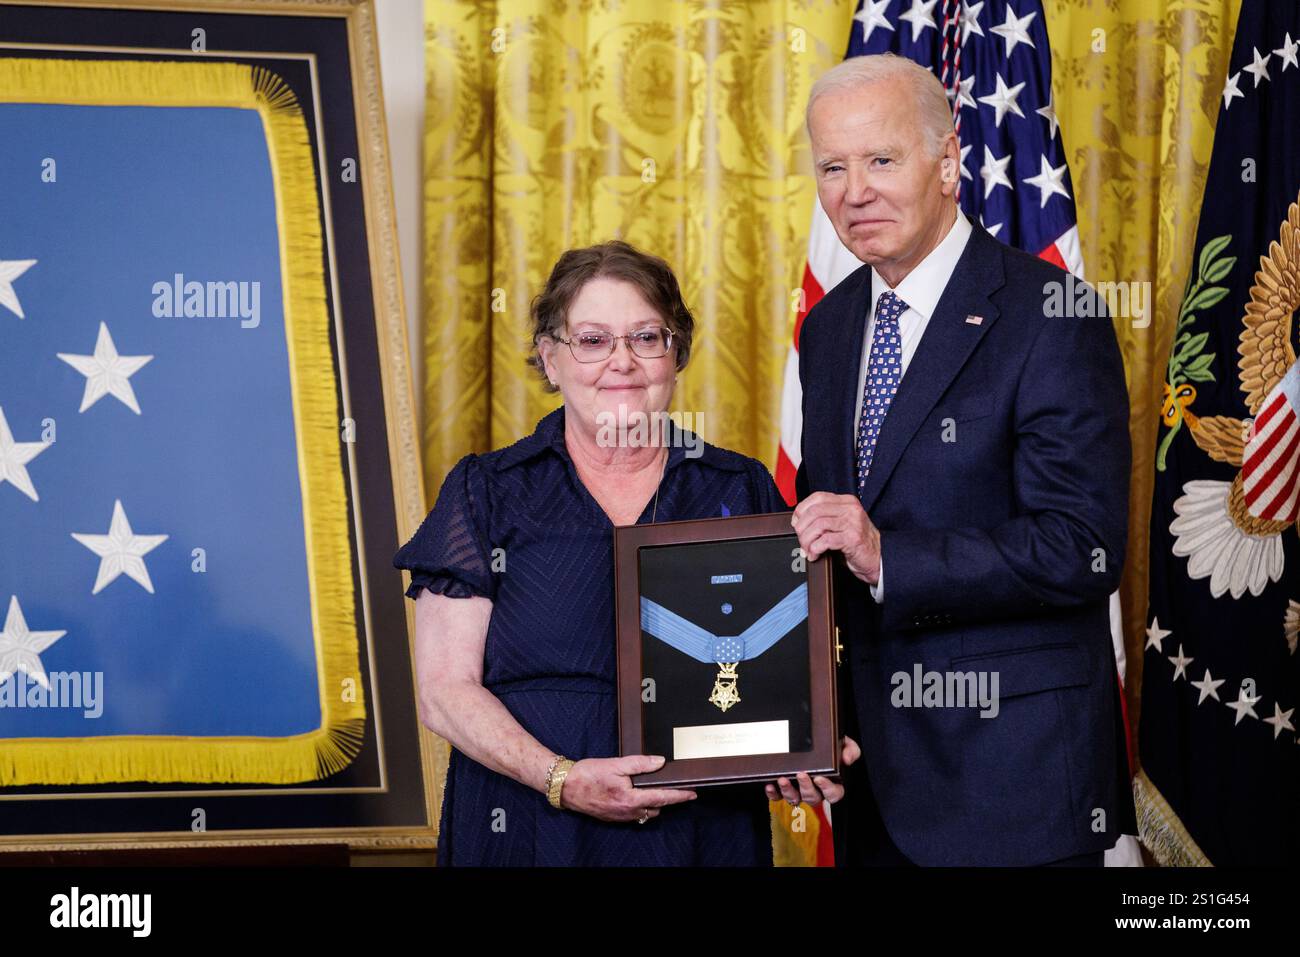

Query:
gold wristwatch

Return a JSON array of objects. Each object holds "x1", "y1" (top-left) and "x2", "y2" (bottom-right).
[{"x1": 545, "y1": 756, "x2": 576, "y2": 809}]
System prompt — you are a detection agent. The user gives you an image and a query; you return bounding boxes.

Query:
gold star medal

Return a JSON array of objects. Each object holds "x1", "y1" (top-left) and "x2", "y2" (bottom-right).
[{"x1": 709, "y1": 661, "x2": 741, "y2": 712}]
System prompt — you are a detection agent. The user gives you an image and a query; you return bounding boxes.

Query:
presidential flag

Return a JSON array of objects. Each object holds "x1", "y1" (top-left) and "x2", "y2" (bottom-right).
[{"x1": 1138, "y1": 0, "x2": 1300, "y2": 866}]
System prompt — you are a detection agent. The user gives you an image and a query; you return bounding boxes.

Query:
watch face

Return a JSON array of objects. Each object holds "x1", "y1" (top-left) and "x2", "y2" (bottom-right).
[{"x1": 638, "y1": 534, "x2": 813, "y2": 761}]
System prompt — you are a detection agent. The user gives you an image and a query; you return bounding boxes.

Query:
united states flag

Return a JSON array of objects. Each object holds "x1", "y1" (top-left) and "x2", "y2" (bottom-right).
[
  {"x1": 776, "y1": 0, "x2": 1082, "y2": 501},
  {"x1": 775, "y1": 0, "x2": 1141, "y2": 866}
]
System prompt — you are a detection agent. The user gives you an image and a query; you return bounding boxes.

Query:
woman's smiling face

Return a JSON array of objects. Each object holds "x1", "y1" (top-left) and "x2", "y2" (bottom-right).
[{"x1": 539, "y1": 276, "x2": 678, "y2": 441}]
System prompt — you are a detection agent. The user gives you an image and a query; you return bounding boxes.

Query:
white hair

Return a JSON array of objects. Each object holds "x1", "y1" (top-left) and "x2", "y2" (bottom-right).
[{"x1": 806, "y1": 53, "x2": 955, "y2": 157}]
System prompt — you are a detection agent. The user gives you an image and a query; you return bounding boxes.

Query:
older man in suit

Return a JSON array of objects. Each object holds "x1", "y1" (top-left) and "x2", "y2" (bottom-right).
[{"x1": 777, "y1": 53, "x2": 1135, "y2": 866}]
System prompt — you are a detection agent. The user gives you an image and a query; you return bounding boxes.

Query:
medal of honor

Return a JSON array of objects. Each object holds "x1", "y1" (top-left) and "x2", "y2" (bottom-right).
[
  {"x1": 709, "y1": 662, "x2": 741, "y2": 712},
  {"x1": 640, "y1": 584, "x2": 808, "y2": 712}
]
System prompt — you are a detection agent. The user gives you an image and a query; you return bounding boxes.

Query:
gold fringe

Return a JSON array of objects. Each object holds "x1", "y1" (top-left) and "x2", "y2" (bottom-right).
[
  {"x1": 769, "y1": 801, "x2": 821, "y2": 867},
  {"x1": 0, "y1": 58, "x2": 366, "y2": 785},
  {"x1": 1133, "y1": 768, "x2": 1213, "y2": 867}
]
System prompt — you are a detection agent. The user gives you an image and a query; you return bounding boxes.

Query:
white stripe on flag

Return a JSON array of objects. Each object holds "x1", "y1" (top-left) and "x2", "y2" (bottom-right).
[
  {"x1": 807, "y1": 202, "x2": 865, "y2": 293},
  {"x1": 1244, "y1": 361, "x2": 1300, "y2": 520},
  {"x1": 1246, "y1": 414, "x2": 1299, "y2": 509},
  {"x1": 779, "y1": 346, "x2": 803, "y2": 465}
]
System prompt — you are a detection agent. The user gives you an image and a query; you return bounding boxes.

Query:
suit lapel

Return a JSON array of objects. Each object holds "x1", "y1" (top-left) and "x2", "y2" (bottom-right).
[{"x1": 856, "y1": 226, "x2": 1007, "y2": 513}]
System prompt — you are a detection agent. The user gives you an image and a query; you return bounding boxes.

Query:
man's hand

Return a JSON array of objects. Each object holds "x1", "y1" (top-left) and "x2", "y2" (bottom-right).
[
  {"x1": 791, "y1": 492, "x2": 881, "y2": 585},
  {"x1": 765, "y1": 736, "x2": 861, "y2": 806}
]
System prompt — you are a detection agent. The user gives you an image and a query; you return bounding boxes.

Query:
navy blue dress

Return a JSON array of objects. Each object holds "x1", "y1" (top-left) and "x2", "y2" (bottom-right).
[{"x1": 395, "y1": 406, "x2": 788, "y2": 866}]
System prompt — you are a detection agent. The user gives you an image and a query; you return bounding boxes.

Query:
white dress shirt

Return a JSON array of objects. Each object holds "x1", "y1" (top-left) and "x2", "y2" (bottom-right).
[{"x1": 852, "y1": 211, "x2": 973, "y2": 602}]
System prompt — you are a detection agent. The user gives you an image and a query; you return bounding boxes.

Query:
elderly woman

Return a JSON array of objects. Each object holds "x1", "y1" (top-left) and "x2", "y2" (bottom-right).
[{"x1": 395, "y1": 240, "x2": 847, "y2": 866}]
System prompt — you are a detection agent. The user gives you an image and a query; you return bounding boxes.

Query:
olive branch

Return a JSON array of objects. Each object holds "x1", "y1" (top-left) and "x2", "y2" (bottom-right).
[{"x1": 1155, "y1": 233, "x2": 1234, "y2": 471}]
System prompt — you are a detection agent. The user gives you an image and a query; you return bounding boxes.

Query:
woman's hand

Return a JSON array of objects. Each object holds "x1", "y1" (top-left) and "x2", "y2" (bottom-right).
[
  {"x1": 764, "y1": 736, "x2": 861, "y2": 806},
  {"x1": 560, "y1": 755, "x2": 696, "y2": 823}
]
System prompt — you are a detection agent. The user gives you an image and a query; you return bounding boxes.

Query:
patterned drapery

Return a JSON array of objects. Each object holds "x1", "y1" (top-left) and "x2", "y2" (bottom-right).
[{"x1": 420, "y1": 0, "x2": 1244, "y2": 859}]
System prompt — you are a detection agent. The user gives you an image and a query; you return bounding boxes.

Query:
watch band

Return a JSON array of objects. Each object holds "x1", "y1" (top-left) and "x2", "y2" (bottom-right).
[{"x1": 545, "y1": 756, "x2": 576, "y2": 809}]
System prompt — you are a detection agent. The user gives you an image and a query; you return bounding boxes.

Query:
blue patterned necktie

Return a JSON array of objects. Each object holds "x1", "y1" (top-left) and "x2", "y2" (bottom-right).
[{"x1": 856, "y1": 290, "x2": 908, "y2": 493}]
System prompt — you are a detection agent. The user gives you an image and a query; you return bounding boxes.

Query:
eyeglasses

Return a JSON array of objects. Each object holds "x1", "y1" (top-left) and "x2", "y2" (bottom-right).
[{"x1": 554, "y1": 327, "x2": 675, "y2": 363}]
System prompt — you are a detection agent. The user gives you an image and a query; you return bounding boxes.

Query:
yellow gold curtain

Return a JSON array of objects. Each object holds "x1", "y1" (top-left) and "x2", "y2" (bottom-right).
[{"x1": 422, "y1": 0, "x2": 853, "y2": 483}]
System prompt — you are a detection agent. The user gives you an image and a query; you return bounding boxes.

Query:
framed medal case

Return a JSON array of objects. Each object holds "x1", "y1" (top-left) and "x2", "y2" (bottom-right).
[{"x1": 614, "y1": 513, "x2": 840, "y2": 789}]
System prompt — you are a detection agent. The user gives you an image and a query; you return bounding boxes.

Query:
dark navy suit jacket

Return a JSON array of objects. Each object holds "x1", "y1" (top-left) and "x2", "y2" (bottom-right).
[{"x1": 796, "y1": 219, "x2": 1134, "y2": 866}]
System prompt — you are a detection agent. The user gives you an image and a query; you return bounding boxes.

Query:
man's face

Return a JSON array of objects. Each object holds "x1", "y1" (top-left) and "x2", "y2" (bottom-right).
[{"x1": 809, "y1": 77, "x2": 959, "y2": 284}]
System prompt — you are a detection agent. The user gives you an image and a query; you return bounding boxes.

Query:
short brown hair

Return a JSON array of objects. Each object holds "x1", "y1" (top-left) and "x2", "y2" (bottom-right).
[{"x1": 529, "y1": 240, "x2": 695, "y2": 391}]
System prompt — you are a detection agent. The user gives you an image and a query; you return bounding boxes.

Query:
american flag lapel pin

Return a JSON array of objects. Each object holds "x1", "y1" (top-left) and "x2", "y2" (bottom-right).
[{"x1": 965, "y1": 314, "x2": 984, "y2": 325}]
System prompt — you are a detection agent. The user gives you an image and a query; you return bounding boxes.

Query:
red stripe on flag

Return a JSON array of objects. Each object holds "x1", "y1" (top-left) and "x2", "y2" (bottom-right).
[
  {"x1": 1251, "y1": 393, "x2": 1286, "y2": 437},
  {"x1": 1242, "y1": 401, "x2": 1289, "y2": 479},
  {"x1": 1117, "y1": 667, "x2": 1134, "y2": 778},
  {"x1": 1247, "y1": 423, "x2": 1300, "y2": 516},
  {"x1": 1037, "y1": 240, "x2": 1067, "y2": 270},
  {"x1": 1263, "y1": 470, "x2": 1300, "y2": 522},
  {"x1": 814, "y1": 802, "x2": 835, "y2": 867},
  {"x1": 795, "y1": 264, "x2": 824, "y2": 350},
  {"x1": 1244, "y1": 414, "x2": 1298, "y2": 503},
  {"x1": 775, "y1": 444, "x2": 797, "y2": 507}
]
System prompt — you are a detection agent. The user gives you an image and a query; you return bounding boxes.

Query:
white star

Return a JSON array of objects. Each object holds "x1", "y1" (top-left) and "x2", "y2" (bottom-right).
[
  {"x1": 0, "y1": 596, "x2": 65, "y2": 690},
  {"x1": 1222, "y1": 71, "x2": 1243, "y2": 110},
  {"x1": 57, "y1": 322, "x2": 154, "y2": 415},
  {"x1": 854, "y1": 0, "x2": 895, "y2": 44},
  {"x1": 1243, "y1": 46, "x2": 1271, "y2": 87},
  {"x1": 0, "y1": 259, "x2": 37, "y2": 319},
  {"x1": 898, "y1": 0, "x2": 938, "y2": 42},
  {"x1": 1263, "y1": 702, "x2": 1295, "y2": 740},
  {"x1": 1190, "y1": 668, "x2": 1225, "y2": 705},
  {"x1": 1037, "y1": 91, "x2": 1060, "y2": 140},
  {"x1": 959, "y1": 143, "x2": 973, "y2": 180},
  {"x1": 947, "y1": 72, "x2": 977, "y2": 112},
  {"x1": 959, "y1": 1, "x2": 985, "y2": 45},
  {"x1": 1275, "y1": 33, "x2": 1299, "y2": 72},
  {"x1": 0, "y1": 406, "x2": 51, "y2": 502},
  {"x1": 1024, "y1": 154, "x2": 1071, "y2": 208},
  {"x1": 979, "y1": 145, "x2": 1014, "y2": 198},
  {"x1": 983, "y1": 220, "x2": 1003, "y2": 238},
  {"x1": 978, "y1": 73, "x2": 1027, "y2": 127},
  {"x1": 1225, "y1": 685, "x2": 1261, "y2": 725},
  {"x1": 989, "y1": 4, "x2": 1037, "y2": 58},
  {"x1": 1167, "y1": 644, "x2": 1193, "y2": 681},
  {"x1": 1145, "y1": 616, "x2": 1172, "y2": 652},
  {"x1": 71, "y1": 500, "x2": 169, "y2": 595}
]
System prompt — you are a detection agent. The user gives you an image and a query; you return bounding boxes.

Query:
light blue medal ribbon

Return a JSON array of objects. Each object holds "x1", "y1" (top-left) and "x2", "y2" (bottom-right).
[{"x1": 639, "y1": 583, "x2": 808, "y2": 712}]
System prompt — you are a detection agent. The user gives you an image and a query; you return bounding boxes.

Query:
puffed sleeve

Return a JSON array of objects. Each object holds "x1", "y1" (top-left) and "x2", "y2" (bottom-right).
[
  {"x1": 747, "y1": 457, "x2": 791, "y2": 514},
  {"x1": 393, "y1": 453, "x2": 497, "y2": 601}
]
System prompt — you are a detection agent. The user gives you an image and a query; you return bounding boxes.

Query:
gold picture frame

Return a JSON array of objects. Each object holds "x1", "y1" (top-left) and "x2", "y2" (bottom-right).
[{"x1": 0, "y1": 0, "x2": 440, "y2": 853}]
